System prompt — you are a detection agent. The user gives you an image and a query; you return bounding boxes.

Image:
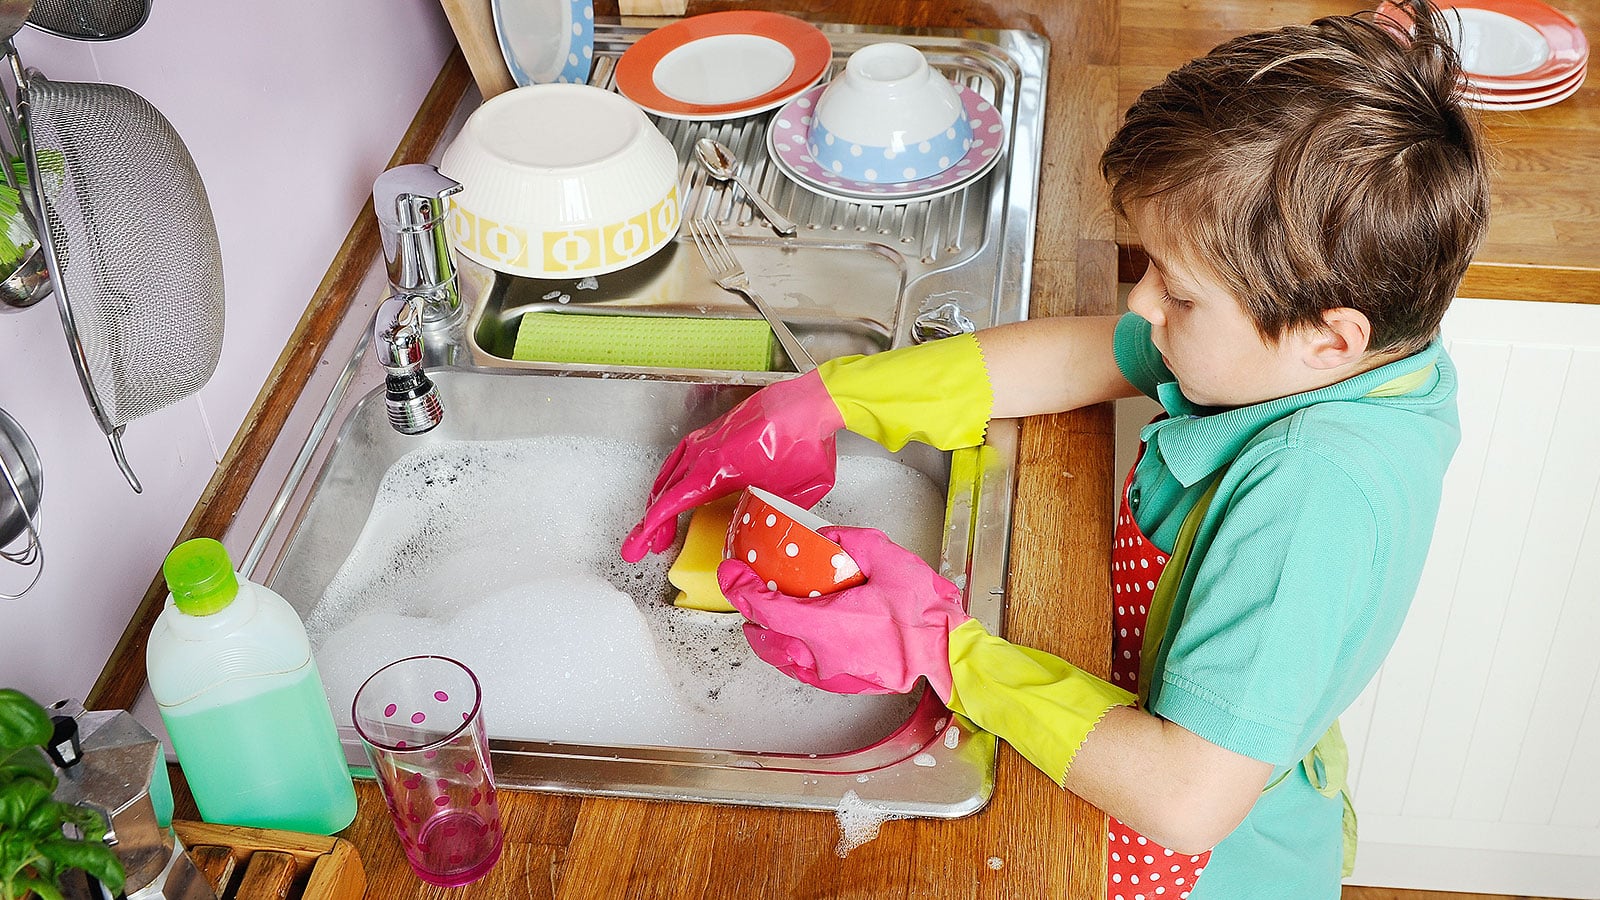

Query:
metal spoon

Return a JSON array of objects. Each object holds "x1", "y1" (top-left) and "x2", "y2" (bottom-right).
[{"x1": 694, "y1": 138, "x2": 797, "y2": 237}]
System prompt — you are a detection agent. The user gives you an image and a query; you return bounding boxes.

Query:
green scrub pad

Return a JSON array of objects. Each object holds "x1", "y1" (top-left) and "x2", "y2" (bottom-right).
[{"x1": 513, "y1": 313, "x2": 775, "y2": 371}]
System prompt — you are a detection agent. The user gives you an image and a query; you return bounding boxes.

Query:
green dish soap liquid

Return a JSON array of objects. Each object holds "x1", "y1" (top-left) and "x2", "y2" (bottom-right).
[{"x1": 147, "y1": 538, "x2": 357, "y2": 834}]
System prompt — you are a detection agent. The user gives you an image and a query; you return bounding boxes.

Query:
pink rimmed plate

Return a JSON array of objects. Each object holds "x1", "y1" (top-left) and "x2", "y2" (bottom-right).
[{"x1": 765, "y1": 82, "x2": 1007, "y2": 204}]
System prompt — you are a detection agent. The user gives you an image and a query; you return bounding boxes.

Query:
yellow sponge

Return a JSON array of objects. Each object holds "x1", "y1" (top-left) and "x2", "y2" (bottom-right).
[{"x1": 667, "y1": 495, "x2": 740, "y2": 612}]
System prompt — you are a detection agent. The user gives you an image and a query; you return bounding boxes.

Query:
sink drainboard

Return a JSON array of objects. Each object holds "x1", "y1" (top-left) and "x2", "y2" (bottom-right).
[{"x1": 235, "y1": 23, "x2": 1045, "y2": 819}]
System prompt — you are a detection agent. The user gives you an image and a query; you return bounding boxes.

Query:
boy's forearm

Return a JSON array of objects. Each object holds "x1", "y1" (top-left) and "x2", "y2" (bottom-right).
[
  {"x1": 976, "y1": 315, "x2": 1140, "y2": 418},
  {"x1": 1065, "y1": 705, "x2": 1272, "y2": 854}
]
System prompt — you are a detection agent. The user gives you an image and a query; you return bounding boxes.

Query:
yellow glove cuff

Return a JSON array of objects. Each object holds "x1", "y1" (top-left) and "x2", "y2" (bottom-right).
[
  {"x1": 945, "y1": 619, "x2": 1136, "y2": 786},
  {"x1": 816, "y1": 333, "x2": 992, "y2": 451}
]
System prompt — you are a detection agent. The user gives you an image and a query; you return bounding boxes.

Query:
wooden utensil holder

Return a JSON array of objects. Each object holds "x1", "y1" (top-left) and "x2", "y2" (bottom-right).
[{"x1": 173, "y1": 820, "x2": 366, "y2": 900}]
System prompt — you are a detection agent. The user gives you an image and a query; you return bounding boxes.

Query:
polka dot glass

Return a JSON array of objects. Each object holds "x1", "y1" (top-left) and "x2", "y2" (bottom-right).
[{"x1": 353, "y1": 655, "x2": 503, "y2": 887}]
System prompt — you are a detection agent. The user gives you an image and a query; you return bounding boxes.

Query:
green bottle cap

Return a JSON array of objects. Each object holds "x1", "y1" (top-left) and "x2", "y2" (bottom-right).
[{"x1": 162, "y1": 538, "x2": 240, "y2": 616}]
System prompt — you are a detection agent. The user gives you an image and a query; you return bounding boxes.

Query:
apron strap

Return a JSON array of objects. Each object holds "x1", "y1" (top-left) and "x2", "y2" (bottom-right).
[
  {"x1": 1136, "y1": 472, "x2": 1222, "y2": 704},
  {"x1": 1260, "y1": 720, "x2": 1359, "y2": 877}
]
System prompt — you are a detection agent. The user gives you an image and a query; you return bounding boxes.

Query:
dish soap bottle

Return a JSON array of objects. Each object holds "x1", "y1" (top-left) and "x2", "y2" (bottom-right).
[{"x1": 146, "y1": 538, "x2": 357, "y2": 834}]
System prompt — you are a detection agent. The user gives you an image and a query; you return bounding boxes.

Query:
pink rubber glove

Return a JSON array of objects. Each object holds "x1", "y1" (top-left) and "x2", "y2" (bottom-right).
[
  {"x1": 620, "y1": 371, "x2": 845, "y2": 563},
  {"x1": 718, "y1": 526, "x2": 971, "y2": 699}
]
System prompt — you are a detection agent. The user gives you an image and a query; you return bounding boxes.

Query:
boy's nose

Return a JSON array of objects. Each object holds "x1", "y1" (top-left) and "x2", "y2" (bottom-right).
[{"x1": 1127, "y1": 270, "x2": 1164, "y2": 326}]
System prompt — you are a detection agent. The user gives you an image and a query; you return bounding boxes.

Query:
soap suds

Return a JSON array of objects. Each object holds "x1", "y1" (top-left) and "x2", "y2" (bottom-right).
[
  {"x1": 305, "y1": 437, "x2": 946, "y2": 754},
  {"x1": 835, "y1": 790, "x2": 906, "y2": 857}
]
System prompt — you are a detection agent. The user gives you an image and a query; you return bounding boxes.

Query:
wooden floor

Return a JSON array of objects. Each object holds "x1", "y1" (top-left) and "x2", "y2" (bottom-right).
[{"x1": 1337, "y1": 883, "x2": 1561, "y2": 890}]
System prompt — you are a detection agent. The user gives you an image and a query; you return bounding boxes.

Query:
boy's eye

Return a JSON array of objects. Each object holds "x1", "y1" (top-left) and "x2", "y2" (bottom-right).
[{"x1": 1161, "y1": 290, "x2": 1193, "y2": 310}]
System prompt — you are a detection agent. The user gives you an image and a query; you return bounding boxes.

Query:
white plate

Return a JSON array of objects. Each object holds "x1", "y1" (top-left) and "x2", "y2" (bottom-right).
[
  {"x1": 493, "y1": 0, "x2": 594, "y2": 86},
  {"x1": 1449, "y1": 7, "x2": 1551, "y2": 76},
  {"x1": 653, "y1": 34, "x2": 797, "y2": 105},
  {"x1": 1466, "y1": 66, "x2": 1585, "y2": 109}
]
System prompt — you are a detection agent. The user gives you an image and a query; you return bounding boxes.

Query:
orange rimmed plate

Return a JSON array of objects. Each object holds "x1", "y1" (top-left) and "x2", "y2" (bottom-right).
[
  {"x1": 1467, "y1": 63, "x2": 1586, "y2": 108},
  {"x1": 615, "y1": 11, "x2": 832, "y2": 120},
  {"x1": 1379, "y1": 0, "x2": 1588, "y2": 90}
]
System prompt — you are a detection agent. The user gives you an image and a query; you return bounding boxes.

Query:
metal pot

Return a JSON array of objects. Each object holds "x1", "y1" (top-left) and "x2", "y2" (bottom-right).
[
  {"x1": 0, "y1": 405, "x2": 42, "y2": 598},
  {"x1": 0, "y1": 405, "x2": 40, "y2": 546}
]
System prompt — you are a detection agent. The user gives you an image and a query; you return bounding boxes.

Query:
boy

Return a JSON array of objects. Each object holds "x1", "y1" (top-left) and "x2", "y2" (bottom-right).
[{"x1": 621, "y1": 1, "x2": 1487, "y2": 895}]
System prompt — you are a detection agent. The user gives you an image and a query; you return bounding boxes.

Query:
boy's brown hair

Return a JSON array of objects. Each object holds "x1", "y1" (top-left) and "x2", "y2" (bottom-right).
[{"x1": 1100, "y1": 0, "x2": 1489, "y2": 355}]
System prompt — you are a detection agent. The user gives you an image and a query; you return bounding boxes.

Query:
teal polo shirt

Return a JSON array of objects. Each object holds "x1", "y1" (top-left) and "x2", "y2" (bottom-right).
[{"x1": 1112, "y1": 313, "x2": 1460, "y2": 898}]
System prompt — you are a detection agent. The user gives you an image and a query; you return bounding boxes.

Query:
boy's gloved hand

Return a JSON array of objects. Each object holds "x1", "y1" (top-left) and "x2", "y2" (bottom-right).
[
  {"x1": 620, "y1": 334, "x2": 992, "y2": 563},
  {"x1": 720, "y1": 524, "x2": 1138, "y2": 785},
  {"x1": 718, "y1": 526, "x2": 969, "y2": 696},
  {"x1": 621, "y1": 371, "x2": 842, "y2": 562}
]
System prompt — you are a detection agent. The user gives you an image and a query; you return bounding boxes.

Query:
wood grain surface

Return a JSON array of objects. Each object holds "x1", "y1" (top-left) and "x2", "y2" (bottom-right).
[{"x1": 103, "y1": 1, "x2": 1592, "y2": 898}]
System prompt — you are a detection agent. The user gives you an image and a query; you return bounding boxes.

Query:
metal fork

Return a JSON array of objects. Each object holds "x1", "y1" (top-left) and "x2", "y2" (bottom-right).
[{"x1": 687, "y1": 218, "x2": 817, "y2": 373}]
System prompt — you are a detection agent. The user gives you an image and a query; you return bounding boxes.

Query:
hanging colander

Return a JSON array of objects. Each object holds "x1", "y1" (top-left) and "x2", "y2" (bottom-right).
[{"x1": 17, "y1": 61, "x2": 224, "y2": 492}]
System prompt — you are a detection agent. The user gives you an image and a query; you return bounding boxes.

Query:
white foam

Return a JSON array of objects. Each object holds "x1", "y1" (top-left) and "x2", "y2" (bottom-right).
[
  {"x1": 306, "y1": 437, "x2": 946, "y2": 754},
  {"x1": 834, "y1": 789, "x2": 905, "y2": 857}
]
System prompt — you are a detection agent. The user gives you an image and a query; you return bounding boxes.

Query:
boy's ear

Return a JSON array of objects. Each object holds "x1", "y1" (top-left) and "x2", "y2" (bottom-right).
[{"x1": 1300, "y1": 307, "x2": 1373, "y2": 370}]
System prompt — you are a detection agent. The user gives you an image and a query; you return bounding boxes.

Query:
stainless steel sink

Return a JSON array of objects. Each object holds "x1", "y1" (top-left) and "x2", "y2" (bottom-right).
[{"x1": 223, "y1": 22, "x2": 1045, "y2": 819}]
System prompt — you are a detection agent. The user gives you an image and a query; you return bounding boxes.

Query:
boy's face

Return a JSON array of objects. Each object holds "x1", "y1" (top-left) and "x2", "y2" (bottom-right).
[{"x1": 1126, "y1": 208, "x2": 1328, "y2": 409}]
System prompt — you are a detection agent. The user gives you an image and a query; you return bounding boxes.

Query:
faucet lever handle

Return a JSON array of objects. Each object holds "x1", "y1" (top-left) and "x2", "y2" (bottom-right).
[
  {"x1": 373, "y1": 164, "x2": 464, "y2": 323},
  {"x1": 373, "y1": 164, "x2": 463, "y2": 231}
]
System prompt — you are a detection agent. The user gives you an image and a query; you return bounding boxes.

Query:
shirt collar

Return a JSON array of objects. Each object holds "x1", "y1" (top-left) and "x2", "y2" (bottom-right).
[{"x1": 1140, "y1": 341, "x2": 1444, "y2": 487}]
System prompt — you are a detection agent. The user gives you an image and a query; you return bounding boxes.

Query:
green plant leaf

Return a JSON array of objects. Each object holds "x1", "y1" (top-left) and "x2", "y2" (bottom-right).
[
  {"x1": 51, "y1": 802, "x2": 107, "y2": 843},
  {"x1": 0, "y1": 745, "x2": 55, "y2": 789},
  {"x1": 0, "y1": 776, "x2": 52, "y2": 831},
  {"x1": 14, "y1": 874, "x2": 64, "y2": 900},
  {"x1": 0, "y1": 690, "x2": 51, "y2": 755},
  {"x1": 38, "y1": 839, "x2": 124, "y2": 892}
]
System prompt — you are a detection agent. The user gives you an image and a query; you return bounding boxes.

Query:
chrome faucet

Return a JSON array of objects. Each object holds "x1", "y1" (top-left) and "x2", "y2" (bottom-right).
[
  {"x1": 374, "y1": 296, "x2": 443, "y2": 434},
  {"x1": 371, "y1": 164, "x2": 461, "y2": 434},
  {"x1": 372, "y1": 163, "x2": 464, "y2": 325}
]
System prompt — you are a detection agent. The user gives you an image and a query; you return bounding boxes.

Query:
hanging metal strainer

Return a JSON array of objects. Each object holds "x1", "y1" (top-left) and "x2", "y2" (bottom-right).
[
  {"x1": 25, "y1": 0, "x2": 149, "y2": 41},
  {"x1": 18, "y1": 66, "x2": 224, "y2": 492}
]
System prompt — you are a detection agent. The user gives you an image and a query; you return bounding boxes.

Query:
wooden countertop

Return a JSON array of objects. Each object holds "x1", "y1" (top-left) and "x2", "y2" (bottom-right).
[{"x1": 130, "y1": 2, "x2": 1597, "y2": 899}]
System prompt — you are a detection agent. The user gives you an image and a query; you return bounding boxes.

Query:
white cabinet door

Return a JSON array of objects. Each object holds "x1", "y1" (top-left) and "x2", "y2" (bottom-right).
[{"x1": 1343, "y1": 297, "x2": 1600, "y2": 897}]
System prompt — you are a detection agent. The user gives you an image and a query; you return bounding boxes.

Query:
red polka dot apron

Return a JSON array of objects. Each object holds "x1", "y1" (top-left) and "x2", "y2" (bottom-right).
[
  {"x1": 1106, "y1": 387, "x2": 1395, "y2": 895},
  {"x1": 1108, "y1": 460, "x2": 1209, "y2": 898}
]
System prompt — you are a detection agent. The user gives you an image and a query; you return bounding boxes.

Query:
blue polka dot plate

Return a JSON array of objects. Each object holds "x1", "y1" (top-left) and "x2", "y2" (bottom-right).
[
  {"x1": 765, "y1": 82, "x2": 1007, "y2": 204},
  {"x1": 493, "y1": 0, "x2": 594, "y2": 87}
]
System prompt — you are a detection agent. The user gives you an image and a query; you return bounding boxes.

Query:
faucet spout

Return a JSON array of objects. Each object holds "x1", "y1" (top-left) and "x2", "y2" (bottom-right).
[{"x1": 374, "y1": 295, "x2": 443, "y2": 434}]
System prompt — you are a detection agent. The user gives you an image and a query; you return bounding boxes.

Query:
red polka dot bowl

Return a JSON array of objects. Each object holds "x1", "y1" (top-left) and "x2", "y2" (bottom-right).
[{"x1": 724, "y1": 486, "x2": 865, "y2": 597}]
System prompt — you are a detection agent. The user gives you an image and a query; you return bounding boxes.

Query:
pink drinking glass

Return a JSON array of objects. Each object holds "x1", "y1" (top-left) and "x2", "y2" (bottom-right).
[{"x1": 352, "y1": 655, "x2": 503, "y2": 887}]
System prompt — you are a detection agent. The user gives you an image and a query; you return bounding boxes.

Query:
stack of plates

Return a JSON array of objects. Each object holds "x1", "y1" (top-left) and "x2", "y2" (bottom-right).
[{"x1": 1385, "y1": 0, "x2": 1589, "y2": 111}]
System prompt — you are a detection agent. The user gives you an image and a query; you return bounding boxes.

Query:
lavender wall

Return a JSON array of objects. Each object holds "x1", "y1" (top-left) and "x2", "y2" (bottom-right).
[{"x1": 0, "y1": 0, "x2": 455, "y2": 704}]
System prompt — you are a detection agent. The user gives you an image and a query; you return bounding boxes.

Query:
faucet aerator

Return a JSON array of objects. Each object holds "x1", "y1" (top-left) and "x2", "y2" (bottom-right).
[{"x1": 385, "y1": 371, "x2": 444, "y2": 435}]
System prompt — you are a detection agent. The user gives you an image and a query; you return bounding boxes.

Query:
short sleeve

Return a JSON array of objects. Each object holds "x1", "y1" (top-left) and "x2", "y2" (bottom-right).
[
  {"x1": 1113, "y1": 312, "x2": 1173, "y2": 400},
  {"x1": 1151, "y1": 445, "x2": 1390, "y2": 766}
]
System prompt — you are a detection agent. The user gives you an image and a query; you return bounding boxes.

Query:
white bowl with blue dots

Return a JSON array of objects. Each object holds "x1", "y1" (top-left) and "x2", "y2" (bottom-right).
[{"x1": 808, "y1": 42, "x2": 971, "y2": 184}]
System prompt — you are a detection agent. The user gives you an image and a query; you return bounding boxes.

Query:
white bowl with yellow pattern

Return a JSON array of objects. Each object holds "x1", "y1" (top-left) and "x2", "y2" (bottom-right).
[{"x1": 441, "y1": 83, "x2": 681, "y2": 279}]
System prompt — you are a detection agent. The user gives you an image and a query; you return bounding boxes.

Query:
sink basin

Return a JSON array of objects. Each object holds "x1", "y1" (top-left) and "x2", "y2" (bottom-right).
[
  {"x1": 228, "y1": 22, "x2": 1044, "y2": 818},
  {"x1": 266, "y1": 368, "x2": 1012, "y2": 815}
]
